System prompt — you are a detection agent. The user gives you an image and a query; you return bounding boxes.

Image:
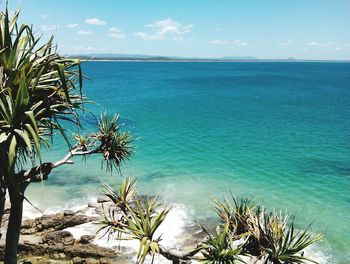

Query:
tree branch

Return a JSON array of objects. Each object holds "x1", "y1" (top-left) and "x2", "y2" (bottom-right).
[
  {"x1": 159, "y1": 245, "x2": 201, "y2": 262},
  {"x1": 16, "y1": 146, "x2": 100, "y2": 182}
]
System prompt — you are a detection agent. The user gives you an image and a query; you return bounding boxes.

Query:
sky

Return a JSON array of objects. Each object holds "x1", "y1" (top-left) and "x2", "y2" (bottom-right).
[{"x1": 6, "y1": 0, "x2": 350, "y2": 60}]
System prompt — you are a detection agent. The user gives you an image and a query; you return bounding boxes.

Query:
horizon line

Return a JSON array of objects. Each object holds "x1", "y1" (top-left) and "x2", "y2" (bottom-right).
[{"x1": 64, "y1": 53, "x2": 350, "y2": 62}]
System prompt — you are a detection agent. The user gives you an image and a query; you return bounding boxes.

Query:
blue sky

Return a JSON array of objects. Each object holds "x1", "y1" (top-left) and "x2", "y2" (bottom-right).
[{"x1": 6, "y1": 0, "x2": 350, "y2": 59}]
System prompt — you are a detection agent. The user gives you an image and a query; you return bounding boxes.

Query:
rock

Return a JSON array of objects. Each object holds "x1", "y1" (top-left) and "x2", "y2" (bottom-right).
[
  {"x1": 72, "y1": 256, "x2": 83, "y2": 263},
  {"x1": 63, "y1": 235, "x2": 75, "y2": 245},
  {"x1": 42, "y1": 230, "x2": 74, "y2": 245},
  {"x1": 88, "y1": 201, "x2": 98, "y2": 208},
  {"x1": 100, "y1": 257, "x2": 113, "y2": 264},
  {"x1": 64, "y1": 244, "x2": 118, "y2": 258},
  {"x1": 64, "y1": 210, "x2": 75, "y2": 216},
  {"x1": 21, "y1": 212, "x2": 94, "y2": 236},
  {"x1": 80, "y1": 235, "x2": 95, "y2": 244},
  {"x1": 85, "y1": 258, "x2": 100, "y2": 264},
  {"x1": 97, "y1": 196, "x2": 110, "y2": 203},
  {"x1": 1, "y1": 198, "x2": 136, "y2": 263}
]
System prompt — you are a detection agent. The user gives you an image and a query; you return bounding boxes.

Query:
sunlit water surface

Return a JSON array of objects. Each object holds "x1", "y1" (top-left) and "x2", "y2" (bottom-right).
[{"x1": 25, "y1": 62, "x2": 350, "y2": 263}]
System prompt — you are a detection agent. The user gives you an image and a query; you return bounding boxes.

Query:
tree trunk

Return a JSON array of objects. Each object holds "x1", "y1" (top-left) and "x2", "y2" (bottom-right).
[
  {"x1": 0, "y1": 177, "x2": 6, "y2": 240},
  {"x1": 4, "y1": 182, "x2": 24, "y2": 264}
]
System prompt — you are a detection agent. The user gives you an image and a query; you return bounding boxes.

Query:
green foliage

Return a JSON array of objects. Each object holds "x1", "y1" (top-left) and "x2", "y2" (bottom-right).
[
  {"x1": 214, "y1": 198, "x2": 323, "y2": 264},
  {"x1": 72, "y1": 113, "x2": 133, "y2": 172},
  {"x1": 246, "y1": 210, "x2": 322, "y2": 264},
  {"x1": 73, "y1": 133, "x2": 93, "y2": 151},
  {"x1": 213, "y1": 194, "x2": 254, "y2": 239},
  {"x1": 102, "y1": 176, "x2": 137, "y2": 213},
  {"x1": 96, "y1": 113, "x2": 133, "y2": 171},
  {"x1": 0, "y1": 7, "x2": 83, "y2": 175},
  {"x1": 98, "y1": 178, "x2": 322, "y2": 264},
  {"x1": 123, "y1": 198, "x2": 169, "y2": 263},
  {"x1": 98, "y1": 178, "x2": 169, "y2": 264},
  {"x1": 199, "y1": 222, "x2": 244, "y2": 264}
]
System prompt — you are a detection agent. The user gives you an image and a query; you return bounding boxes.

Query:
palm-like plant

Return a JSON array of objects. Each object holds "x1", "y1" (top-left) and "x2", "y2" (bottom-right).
[
  {"x1": 0, "y1": 7, "x2": 133, "y2": 263},
  {"x1": 122, "y1": 198, "x2": 169, "y2": 263},
  {"x1": 98, "y1": 178, "x2": 323, "y2": 264},
  {"x1": 199, "y1": 222, "x2": 244, "y2": 264},
  {"x1": 246, "y1": 210, "x2": 322, "y2": 264},
  {"x1": 73, "y1": 133, "x2": 93, "y2": 151},
  {"x1": 0, "y1": 7, "x2": 84, "y2": 263},
  {"x1": 97, "y1": 178, "x2": 170, "y2": 264},
  {"x1": 212, "y1": 196, "x2": 322, "y2": 263},
  {"x1": 213, "y1": 194, "x2": 254, "y2": 238},
  {"x1": 102, "y1": 176, "x2": 137, "y2": 213},
  {"x1": 94, "y1": 113, "x2": 133, "y2": 171}
]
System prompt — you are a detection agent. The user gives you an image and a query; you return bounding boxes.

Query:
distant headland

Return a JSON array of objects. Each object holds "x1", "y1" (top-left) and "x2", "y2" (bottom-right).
[{"x1": 66, "y1": 53, "x2": 350, "y2": 62}]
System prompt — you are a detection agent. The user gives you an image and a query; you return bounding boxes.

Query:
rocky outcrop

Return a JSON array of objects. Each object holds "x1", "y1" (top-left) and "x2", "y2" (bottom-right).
[
  {"x1": 21, "y1": 211, "x2": 95, "y2": 235},
  {"x1": 0, "y1": 196, "x2": 205, "y2": 264},
  {"x1": 0, "y1": 197, "x2": 126, "y2": 264}
]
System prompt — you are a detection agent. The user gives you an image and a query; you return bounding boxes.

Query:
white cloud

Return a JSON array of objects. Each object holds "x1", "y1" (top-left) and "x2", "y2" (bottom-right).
[
  {"x1": 107, "y1": 27, "x2": 125, "y2": 40},
  {"x1": 134, "y1": 18, "x2": 192, "y2": 41},
  {"x1": 108, "y1": 27, "x2": 120, "y2": 33},
  {"x1": 67, "y1": 24, "x2": 78, "y2": 28},
  {"x1": 85, "y1": 18, "x2": 107, "y2": 25},
  {"x1": 40, "y1": 14, "x2": 47, "y2": 19},
  {"x1": 211, "y1": 39, "x2": 248, "y2": 47},
  {"x1": 40, "y1": 24, "x2": 59, "y2": 31},
  {"x1": 211, "y1": 40, "x2": 228, "y2": 45},
  {"x1": 78, "y1": 30, "x2": 93, "y2": 35},
  {"x1": 133, "y1": 32, "x2": 163, "y2": 40},
  {"x1": 145, "y1": 18, "x2": 192, "y2": 35}
]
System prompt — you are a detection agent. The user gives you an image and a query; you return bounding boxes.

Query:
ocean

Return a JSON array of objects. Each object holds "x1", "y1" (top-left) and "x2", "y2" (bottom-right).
[{"x1": 25, "y1": 61, "x2": 350, "y2": 263}]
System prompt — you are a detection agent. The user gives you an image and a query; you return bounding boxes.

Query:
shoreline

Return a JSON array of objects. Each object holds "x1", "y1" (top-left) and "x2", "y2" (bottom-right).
[
  {"x1": 1, "y1": 194, "x2": 335, "y2": 264},
  {"x1": 1, "y1": 195, "x2": 205, "y2": 264},
  {"x1": 77, "y1": 59, "x2": 350, "y2": 63}
]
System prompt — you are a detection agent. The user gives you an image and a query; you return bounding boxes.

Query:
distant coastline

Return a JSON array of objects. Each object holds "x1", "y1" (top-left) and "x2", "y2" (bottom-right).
[
  {"x1": 83, "y1": 59, "x2": 350, "y2": 63},
  {"x1": 66, "y1": 54, "x2": 350, "y2": 63}
]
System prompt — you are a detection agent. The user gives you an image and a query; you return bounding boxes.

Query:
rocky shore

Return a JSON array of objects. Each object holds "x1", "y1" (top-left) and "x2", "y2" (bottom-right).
[{"x1": 0, "y1": 197, "x2": 204, "y2": 264}]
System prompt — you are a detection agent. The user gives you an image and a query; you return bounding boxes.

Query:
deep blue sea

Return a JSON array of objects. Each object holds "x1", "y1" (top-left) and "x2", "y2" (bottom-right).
[{"x1": 26, "y1": 62, "x2": 350, "y2": 263}]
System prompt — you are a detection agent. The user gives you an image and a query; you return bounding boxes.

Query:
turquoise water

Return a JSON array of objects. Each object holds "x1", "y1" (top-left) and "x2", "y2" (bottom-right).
[{"x1": 26, "y1": 62, "x2": 350, "y2": 263}]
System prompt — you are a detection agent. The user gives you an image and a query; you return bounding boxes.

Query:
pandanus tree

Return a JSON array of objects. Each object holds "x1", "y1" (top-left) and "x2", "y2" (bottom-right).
[
  {"x1": 99, "y1": 178, "x2": 322, "y2": 264},
  {"x1": 0, "y1": 7, "x2": 132, "y2": 263}
]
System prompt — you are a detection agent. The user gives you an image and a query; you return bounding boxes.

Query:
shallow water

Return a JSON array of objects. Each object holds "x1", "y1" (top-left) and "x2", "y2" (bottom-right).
[{"x1": 25, "y1": 62, "x2": 350, "y2": 263}]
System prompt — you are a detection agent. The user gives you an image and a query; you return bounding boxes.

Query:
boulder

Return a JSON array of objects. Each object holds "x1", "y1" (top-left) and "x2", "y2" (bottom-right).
[{"x1": 80, "y1": 235, "x2": 95, "y2": 244}]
